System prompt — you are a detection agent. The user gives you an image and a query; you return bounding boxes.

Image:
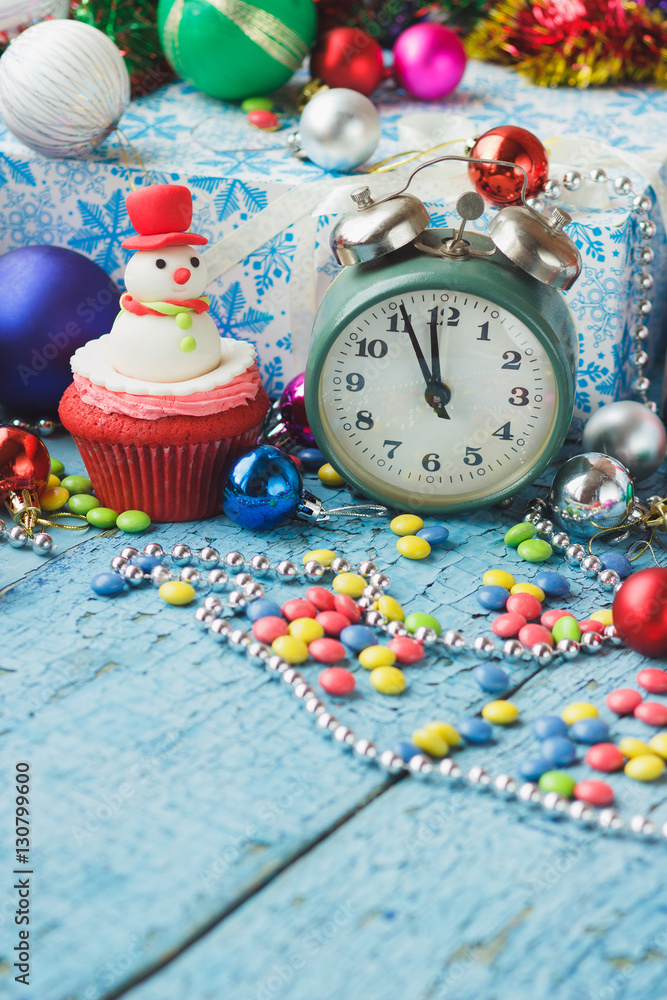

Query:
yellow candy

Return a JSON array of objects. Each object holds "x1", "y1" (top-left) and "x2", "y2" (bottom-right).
[
  {"x1": 590, "y1": 609, "x2": 613, "y2": 626},
  {"x1": 619, "y1": 737, "x2": 653, "y2": 758},
  {"x1": 302, "y1": 549, "x2": 336, "y2": 567},
  {"x1": 39, "y1": 486, "x2": 69, "y2": 511},
  {"x1": 318, "y1": 463, "x2": 345, "y2": 487},
  {"x1": 158, "y1": 581, "x2": 196, "y2": 606},
  {"x1": 359, "y1": 645, "x2": 396, "y2": 669},
  {"x1": 271, "y1": 635, "x2": 309, "y2": 664},
  {"x1": 649, "y1": 733, "x2": 667, "y2": 759},
  {"x1": 376, "y1": 594, "x2": 404, "y2": 621},
  {"x1": 412, "y1": 728, "x2": 449, "y2": 758},
  {"x1": 47, "y1": 473, "x2": 60, "y2": 488},
  {"x1": 424, "y1": 721, "x2": 461, "y2": 747},
  {"x1": 481, "y1": 699, "x2": 519, "y2": 725},
  {"x1": 288, "y1": 617, "x2": 324, "y2": 644},
  {"x1": 370, "y1": 665, "x2": 406, "y2": 695},
  {"x1": 510, "y1": 582, "x2": 545, "y2": 601},
  {"x1": 624, "y1": 753, "x2": 665, "y2": 782},
  {"x1": 561, "y1": 701, "x2": 598, "y2": 726},
  {"x1": 396, "y1": 535, "x2": 431, "y2": 560},
  {"x1": 390, "y1": 513, "x2": 425, "y2": 536},
  {"x1": 332, "y1": 572, "x2": 366, "y2": 598},
  {"x1": 483, "y1": 569, "x2": 516, "y2": 590}
]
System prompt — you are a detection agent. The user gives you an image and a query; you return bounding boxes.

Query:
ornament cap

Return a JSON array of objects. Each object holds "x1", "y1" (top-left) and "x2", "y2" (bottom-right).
[
  {"x1": 331, "y1": 191, "x2": 430, "y2": 266},
  {"x1": 488, "y1": 204, "x2": 581, "y2": 290}
]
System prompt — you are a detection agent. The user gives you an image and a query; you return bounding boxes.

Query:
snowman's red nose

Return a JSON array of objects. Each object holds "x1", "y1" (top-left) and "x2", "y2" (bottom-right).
[{"x1": 174, "y1": 267, "x2": 191, "y2": 285}]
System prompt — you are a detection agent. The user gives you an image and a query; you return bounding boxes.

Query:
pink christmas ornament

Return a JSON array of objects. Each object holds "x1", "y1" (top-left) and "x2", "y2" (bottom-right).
[{"x1": 392, "y1": 23, "x2": 466, "y2": 100}]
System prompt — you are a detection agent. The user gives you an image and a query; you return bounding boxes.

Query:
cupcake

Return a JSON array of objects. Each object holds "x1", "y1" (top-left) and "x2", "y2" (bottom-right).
[{"x1": 59, "y1": 184, "x2": 269, "y2": 521}]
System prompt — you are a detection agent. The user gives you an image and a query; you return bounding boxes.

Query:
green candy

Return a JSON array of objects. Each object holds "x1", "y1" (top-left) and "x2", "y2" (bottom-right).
[
  {"x1": 551, "y1": 616, "x2": 581, "y2": 644},
  {"x1": 61, "y1": 474, "x2": 93, "y2": 495},
  {"x1": 67, "y1": 494, "x2": 101, "y2": 515},
  {"x1": 241, "y1": 96, "x2": 274, "y2": 112},
  {"x1": 517, "y1": 538, "x2": 553, "y2": 563},
  {"x1": 116, "y1": 509, "x2": 151, "y2": 533},
  {"x1": 405, "y1": 611, "x2": 441, "y2": 636},
  {"x1": 50, "y1": 458, "x2": 65, "y2": 477},
  {"x1": 504, "y1": 522, "x2": 536, "y2": 547},
  {"x1": 87, "y1": 507, "x2": 119, "y2": 529},
  {"x1": 538, "y1": 770, "x2": 576, "y2": 799}
]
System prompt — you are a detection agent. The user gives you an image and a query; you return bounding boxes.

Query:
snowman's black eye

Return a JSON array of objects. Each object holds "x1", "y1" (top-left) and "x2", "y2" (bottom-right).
[
  {"x1": 155, "y1": 258, "x2": 166, "y2": 269},
  {"x1": 190, "y1": 257, "x2": 200, "y2": 268}
]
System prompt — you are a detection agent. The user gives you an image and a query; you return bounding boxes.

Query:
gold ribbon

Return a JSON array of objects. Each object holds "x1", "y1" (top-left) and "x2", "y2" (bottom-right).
[{"x1": 589, "y1": 499, "x2": 667, "y2": 560}]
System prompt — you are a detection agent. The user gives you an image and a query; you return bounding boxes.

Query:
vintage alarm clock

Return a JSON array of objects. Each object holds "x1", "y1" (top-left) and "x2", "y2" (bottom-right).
[{"x1": 304, "y1": 156, "x2": 582, "y2": 515}]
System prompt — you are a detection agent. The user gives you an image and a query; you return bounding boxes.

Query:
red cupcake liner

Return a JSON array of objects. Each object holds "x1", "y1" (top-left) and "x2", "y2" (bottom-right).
[{"x1": 71, "y1": 424, "x2": 260, "y2": 522}]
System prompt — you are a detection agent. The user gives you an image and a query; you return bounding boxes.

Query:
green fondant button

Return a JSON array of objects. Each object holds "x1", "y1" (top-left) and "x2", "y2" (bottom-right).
[
  {"x1": 180, "y1": 336, "x2": 197, "y2": 353},
  {"x1": 176, "y1": 311, "x2": 193, "y2": 329}
]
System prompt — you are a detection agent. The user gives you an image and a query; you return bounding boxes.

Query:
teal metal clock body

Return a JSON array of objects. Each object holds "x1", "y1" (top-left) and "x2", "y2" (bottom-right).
[{"x1": 305, "y1": 229, "x2": 577, "y2": 515}]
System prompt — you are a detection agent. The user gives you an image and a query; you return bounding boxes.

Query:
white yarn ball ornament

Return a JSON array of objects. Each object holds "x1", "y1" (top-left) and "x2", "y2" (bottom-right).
[{"x1": 0, "y1": 19, "x2": 130, "y2": 158}]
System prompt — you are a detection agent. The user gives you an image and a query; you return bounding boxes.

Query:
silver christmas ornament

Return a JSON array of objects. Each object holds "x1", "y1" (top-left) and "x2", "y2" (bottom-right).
[
  {"x1": 549, "y1": 452, "x2": 634, "y2": 538},
  {"x1": 582, "y1": 400, "x2": 667, "y2": 481},
  {"x1": 289, "y1": 88, "x2": 381, "y2": 172}
]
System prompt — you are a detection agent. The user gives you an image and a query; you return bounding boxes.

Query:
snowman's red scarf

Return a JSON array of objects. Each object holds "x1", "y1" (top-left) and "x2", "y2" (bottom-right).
[{"x1": 120, "y1": 292, "x2": 210, "y2": 316}]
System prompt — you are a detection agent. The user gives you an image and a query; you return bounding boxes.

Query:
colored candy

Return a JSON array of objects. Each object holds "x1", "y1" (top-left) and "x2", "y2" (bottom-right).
[
  {"x1": 517, "y1": 538, "x2": 552, "y2": 562},
  {"x1": 319, "y1": 666, "x2": 355, "y2": 695},
  {"x1": 605, "y1": 688, "x2": 642, "y2": 715},
  {"x1": 392, "y1": 740, "x2": 419, "y2": 762},
  {"x1": 130, "y1": 555, "x2": 162, "y2": 572},
  {"x1": 159, "y1": 581, "x2": 195, "y2": 606},
  {"x1": 506, "y1": 592, "x2": 541, "y2": 620},
  {"x1": 47, "y1": 473, "x2": 60, "y2": 488},
  {"x1": 618, "y1": 737, "x2": 652, "y2": 758},
  {"x1": 510, "y1": 582, "x2": 545, "y2": 601},
  {"x1": 388, "y1": 636, "x2": 424, "y2": 664},
  {"x1": 271, "y1": 635, "x2": 309, "y2": 664},
  {"x1": 390, "y1": 513, "x2": 424, "y2": 536},
  {"x1": 246, "y1": 598, "x2": 283, "y2": 621},
  {"x1": 540, "y1": 736, "x2": 576, "y2": 767},
  {"x1": 248, "y1": 109, "x2": 280, "y2": 131},
  {"x1": 86, "y1": 507, "x2": 118, "y2": 528},
  {"x1": 282, "y1": 598, "x2": 317, "y2": 621},
  {"x1": 541, "y1": 609, "x2": 574, "y2": 629},
  {"x1": 589, "y1": 609, "x2": 613, "y2": 626},
  {"x1": 457, "y1": 718, "x2": 493, "y2": 743},
  {"x1": 584, "y1": 743, "x2": 625, "y2": 772},
  {"x1": 483, "y1": 569, "x2": 515, "y2": 590},
  {"x1": 316, "y1": 611, "x2": 351, "y2": 637},
  {"x1": 637, "y1": 667, "x2": 667, "y2": 694},
  {"x1": 649, "y1": 733, "x2": 667, "y2": 759},
  {"x1": 600, "y1": 551, "x2": 632, "y2": 578},
  {"x1": 318, "y1": 463, "x2": 345, "y2": 487},
  {"x1": 241, "y1": 95, "x2": 274, "y2": 112},
  {"x1": 417, "y1": 525, "x2": 449, "y2": 547},
  {"x1": 305, "y1": 586, "x2": 337, "y2": 611},
  {"x1": 332, "y1": 572, "x2": 366, "y2": 598},
  {"x1": 302, "y1": 549, "x2": 336, "y2": 567},
  {"x1": 309, "y1": 637, "x2": 346, "y2": 664},
  {"x1": 539, "y1": 770, "x2": 575, "y2": 798},
  {"x1": 333, "y1": 593, "x2": 361, "y2": 623},
  {"x1": 624, "y1": 753, "x2": 665, "y2": 781},
  {"x1": 296, "y1": 448, "x2": 325, "y2": 469},
  {"x1": 492, "y1": 612, "x2": 526, "y2": 638},
  {"x1": 473, "y1": 664, "x2": 509, "y2": 694},
  {"x1": 634, "y1": 702, "x2": 667, "y2": 727},
  {"x1": 574, "y1": 780, "x2": 614, "y2": 806},
  {"x1": 533, "y1": 570, "x2": 569, "y2": 597},
  {"x1": 60, "y1": 474, "x2": 92, "y2": 495},
  {"x1": 90, "y1": 572, "x2": 125, "y2": 596},
  {"x1": 50, "y1": 458, "x2": 65, "y2": 476},
  {"x1": 476, "y1": 585, "x2": 509, "y2": 611},
  {"x1": 396, "y1": 535, "x2": 431, "y2": 560},
  {"x1": 533, "y1": 716, "x2": 569, "y2": 741},
  {"x1": 412, "y1": 727, "x2": 448, "y2": 757},
  {"x1": 578, "y1": 619, "x2": 604, "y2": 635},
  {"x1": 518, "y1": 757, "x2": 549, "y2": 781},
  {"x1": 40, "y1": 486, "x2": 69, "y2": 511},
  {"x1": 376, "y1": 595, "x2": 404, "y2": 621},
  {"x1": 358, "y1": 645, "x2": 396, "y2": 669},
  {"x1": 289, "y1": 617, "x2": 325, "y2": 644},
  {"x1": 67, "y1": 493, "x2": 100, "y2": 515},
  {"x1": 370, "y1": 665, "x2": 406, "y2": 695},
  {"x1": 561, "y1": 702, "x2": 598, "y2": 726},
  {"x1": 340, "y1": 624, "x2": 377, "y2": 652},
  {"x1": 481, "y1": 699, "x2": 518, "y2": 725},
  {"x1": 504, "y1": 522, "x2": 535, "y2": 547},
  {"x1": 425, "y1": 721, "x2": 460, "y2": 746},
  {"x1": 518, "y1": 623, "x2": 553, "y2": 648},
  {"x1": 405, "y1": 611, "x2": 441, "y2": 635},
  {"x1": 569, "y1": 717, "x2": 609, "y2": 744},
  {"x1": 551, "y1": 616, "x2": 581, "y2": 643},
  {"x1": 116, "y1": 510, "x2": 151, "y2": 533},
  {"x1": 252, "y1": 617, "x2": 289, "y2": 643}
]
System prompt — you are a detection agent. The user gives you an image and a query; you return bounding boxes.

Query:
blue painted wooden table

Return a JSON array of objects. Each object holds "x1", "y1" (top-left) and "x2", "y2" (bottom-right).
[{"x1": 2, "y1": 434, "x2": 667, "y2": 1000}]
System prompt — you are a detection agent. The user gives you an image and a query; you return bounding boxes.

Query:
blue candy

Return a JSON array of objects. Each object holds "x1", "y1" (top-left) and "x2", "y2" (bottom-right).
[
  {"x1": 296, "y1": 448, "x2": 325, "y2": 469},
  {"x1": 130, "y1": 554, "x2": 163, "y2": 572},
  {"x1": 417, "y1": 525, "x2": 449, "y2": 547},
  {"x1": 518, "y1": 757, "x2": 550, "y2": 781},
  {"x1": 473, "y1": 663, "x2": 510, "y2": 694},
  {"x1": 246, "y1": 598, "x2": 283, "y2": 622},
  {"x1": 600, "y1": 551, "x2": 632, "y2": 579},
  {"x1": 532, "y1": 715, "x2": 569, "y2": 741},
  {"x1": 457, "y1": 717, "x2": 493, "y2": 744},
  {"x1": 90, "y1": 572, "x2": 125, "y2": 596},
  {"x1": 569, "y1": 717, "x2": 610, "y2": 744},
  {"x1": 340, "y1": 624, "x2": 378, "y2": 653},
  {"x1": 391, "y1": 740, "x2": 420, "y2": 762},
  {"x1": 533, "y1": 570, "x2": 570, "y2": 597},
  {"x1": 476, "y1": 585, "x2": 509, "y2": 611},
  {"x1": 540, "y1": 735, "x2": 577, "y2": 767}
]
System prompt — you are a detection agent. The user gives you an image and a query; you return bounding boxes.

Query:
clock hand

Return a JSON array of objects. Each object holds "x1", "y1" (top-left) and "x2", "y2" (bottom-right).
[
  {"x1": 428, "y1": 305, "x2": 441, "y2": 383},
  {"x1": 400, "y1": 303, "x2": 451, "y2": 419},
  {"x1": 400, "y1": 303, "x2": 431, "y2": 384}
]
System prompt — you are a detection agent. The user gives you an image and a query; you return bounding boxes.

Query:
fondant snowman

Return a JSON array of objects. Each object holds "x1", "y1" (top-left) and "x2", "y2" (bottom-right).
[{"x1": 106, "y1": 184, "x2": 222, "y2": 383}]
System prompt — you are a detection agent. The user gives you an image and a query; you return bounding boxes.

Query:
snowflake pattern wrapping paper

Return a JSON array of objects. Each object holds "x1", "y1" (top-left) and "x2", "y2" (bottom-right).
[{"x1": 0, "y1": 61, "x2": 665, "y2": 429}]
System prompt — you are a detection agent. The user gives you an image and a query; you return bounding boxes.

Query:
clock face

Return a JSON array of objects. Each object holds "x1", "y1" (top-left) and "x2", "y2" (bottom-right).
[{"x1": 317, "y1": 289, "x2": 560, "y2": 508}]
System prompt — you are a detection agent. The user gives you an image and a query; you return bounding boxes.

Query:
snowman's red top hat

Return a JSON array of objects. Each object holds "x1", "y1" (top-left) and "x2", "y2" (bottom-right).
[{"x1": 121, "y1": 184, "x2": 208, "y2": 250}]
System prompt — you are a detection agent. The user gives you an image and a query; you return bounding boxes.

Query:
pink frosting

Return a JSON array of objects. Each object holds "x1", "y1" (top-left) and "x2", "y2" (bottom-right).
[{"x1": 74, "y1": 365, "x2": 262, "y2": 419}]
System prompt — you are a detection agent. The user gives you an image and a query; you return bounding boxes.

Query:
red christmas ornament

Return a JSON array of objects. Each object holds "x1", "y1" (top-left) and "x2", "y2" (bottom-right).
[
  {"x1": 0, "y1": 426, "x2": 50, "y2": 501},
  {"x1": 613, "y1": 567, "x2": 667, "y2": 659},
  {"x1": 310, "y1": 27, "x2": 385, "y2": 95},
  {"x1": 468, "y1": 126, "x2": 549, "y2": 206}
]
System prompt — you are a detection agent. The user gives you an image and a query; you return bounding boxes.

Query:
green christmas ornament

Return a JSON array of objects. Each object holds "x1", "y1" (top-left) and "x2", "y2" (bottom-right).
[{"x1": 157, "y1": 0, "x2": 317, "y2": 100}]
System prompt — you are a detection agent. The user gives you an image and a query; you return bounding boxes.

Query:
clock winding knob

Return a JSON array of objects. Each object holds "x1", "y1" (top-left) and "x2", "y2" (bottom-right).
[{"x1": 351, "y1": 186, "x2": 373, "y2": 209}]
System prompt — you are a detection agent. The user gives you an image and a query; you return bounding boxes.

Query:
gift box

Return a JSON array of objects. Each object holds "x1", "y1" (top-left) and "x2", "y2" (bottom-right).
[{"x1": 0, "y1": 61, "x2": 665, "y2": 435}]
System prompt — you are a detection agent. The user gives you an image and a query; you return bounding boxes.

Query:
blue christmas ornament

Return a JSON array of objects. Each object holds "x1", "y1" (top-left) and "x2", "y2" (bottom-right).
[
  {"x1": 0, "y1": 246, "x2": 120, "y2": 415},
  {"x1": 221, "y1": 445, "x2": 303, "y2": 531}
]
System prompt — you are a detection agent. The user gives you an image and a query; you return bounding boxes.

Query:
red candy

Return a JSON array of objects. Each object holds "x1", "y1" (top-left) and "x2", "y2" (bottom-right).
[
  {"x1": 540, "y1": 609, "x2": 574, "y2": 629},
  {"x1": 252, "y1": 616, "x2": 288, "y2": 643},
  {"x1": 634, "y1": 701, "x2": 667, "y2": 727},
  {"x1": 492, "y1": 612, "x2": 527, "y2": 638},
  {"x1": 290, "y1": 455, "x2": 302, "y2": 469},
  {"x1": 334, "y1": 593, "x2": 361, "y2": 623},
  {"x1": 506, "y1": 592, "x2": 542, "y2": 620},
  {"x1": 578, "y1": 619, "x2": 605, "y2": 635},
  {"x1": 309, "y1": 637, "x2": 346, "y2": 664},
  {"x1": 574, "y1": 779, "x2": 614, "y2": 807},
  {"x1": 605, "y1": 688, "x2": 642, "y2": 715},
  {"x1": 388, "y1": 636, "x2": 424, "y2": 664},
  {"x1": 637, "y1": 667, "x2": 667, "y2": 694},
  {"x1": 316, "y1": 610, "x2": 351, "y2": 637},
  {"x1": 247, "y1": 109, "x2": 280, "y2": 131},
  {"x1": 282, "y1": 598, "x2": 317, "y2": 622},
  {"x1": 319, "y1": 666, "x2": 355, "y2": 695},
  {"x1": 584, "y1": 742, "x2": 625, "y2": 772},
  {"x1": 518, "y1": 623, "x2": 553, "y2": 648},
  {"x1": 306, "y1": 586, "x2": 337, "y2": 612}
]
